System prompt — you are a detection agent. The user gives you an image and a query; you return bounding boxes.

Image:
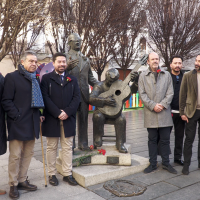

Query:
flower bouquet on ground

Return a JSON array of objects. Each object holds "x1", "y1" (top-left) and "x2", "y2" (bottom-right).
[{"x1": 72, "y1": 145, "x2": 106, "y2": 167}]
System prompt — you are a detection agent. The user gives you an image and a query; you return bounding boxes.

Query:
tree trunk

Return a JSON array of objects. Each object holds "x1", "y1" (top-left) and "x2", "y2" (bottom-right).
[
  {"x1": 98, "y1": 73, "x2": 101, "y2": 81},
  {"x1": 123, "y1": 69, "x2": 126, "y2": 80}
]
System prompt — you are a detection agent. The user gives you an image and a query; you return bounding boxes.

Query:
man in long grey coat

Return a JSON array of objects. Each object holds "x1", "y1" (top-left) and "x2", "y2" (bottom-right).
[{"x1": 138, "y1": 52, "x2": 176, "y2": 174}]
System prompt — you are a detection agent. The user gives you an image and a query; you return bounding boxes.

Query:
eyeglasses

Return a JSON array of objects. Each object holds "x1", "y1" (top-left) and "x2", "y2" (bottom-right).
[{"x1": 176, "y1": 75, "x2": 179, "y2": 84}]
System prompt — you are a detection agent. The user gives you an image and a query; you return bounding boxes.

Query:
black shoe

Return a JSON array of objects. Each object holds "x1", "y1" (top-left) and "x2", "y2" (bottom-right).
[
  {"x1": 17, "y1": 180, "x2": 37, "y2": 191},
  {"x1": 174, "y1": 159, "x2": 184, "y2": 166},
  {"x1": 118, "y1": 144, "x2": 128, "y2": 153},
  {"x1": 162, "y1": 164, "x2": 177, "y2": 174},
  {"x1": 94, "y1": 141, "x2": 102, "y2": 149},
  {"x1": 63, "y1": 175, "x2": 78, "y2": 186},
  {"x1": 143, "y1": 164, "x2": 157, "y2": 174},
  {"x1": 79, "y1": 145, "x2": 90, "y2": 151},
  {"x1": 9, "y1": 186, "x2": 19, "y2": 199},
  {"x1": 182, "y1": 165, "x2": 189, "y2": 175},
  {"x1": 49, "y1": 175, "x2": 59, "y2": 186}
]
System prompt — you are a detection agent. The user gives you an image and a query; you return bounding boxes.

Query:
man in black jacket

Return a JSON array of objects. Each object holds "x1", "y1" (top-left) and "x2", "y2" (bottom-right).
[
  {"x1": 0, "y1": 73, "x2": 7, "y2": 196},
  {"x1": 41, "y1": 52, "x2": 80, "y2": 186},
  {"x1": 170, "y1": 55, "x2": 185, "y2": 166},
  {"x1": 2, "y1": 51, "x2": 44, "y2": 199}
]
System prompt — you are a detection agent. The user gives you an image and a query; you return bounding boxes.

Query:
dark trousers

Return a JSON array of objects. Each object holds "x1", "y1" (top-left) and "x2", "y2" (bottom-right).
[
  {"x1": 147, "y1": 127, "x2": 171, "y2": 166},
  {"x1": 183, "y1": 110, "x2": 200, "y2": 166},
  {"x1": 172, "y1": 113, "x2": 185, "y2": 160}
]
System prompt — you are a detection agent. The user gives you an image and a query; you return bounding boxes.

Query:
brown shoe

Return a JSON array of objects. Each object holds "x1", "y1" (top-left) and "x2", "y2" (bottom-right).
[
  {"x1": 0, "y1": 189, "x2": 6, "y2": 195},
  {"x1": 18, "y1": 180, "x2": 37, "y2": 191},
  {"x1": 9, "y1": 186, "x2": 19, "y2": 199}
]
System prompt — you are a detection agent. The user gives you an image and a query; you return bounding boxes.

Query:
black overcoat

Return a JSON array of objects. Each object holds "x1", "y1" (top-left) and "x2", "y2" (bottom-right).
[
  {"x1": 0, "y1": 74, "x2": 7, "y2": 155},
  {"x1": 1, "y1": 66, "x2": 41, "y2": 141},
  {"x1": 41, "y1": 70, "x2": 80, "y2": 137}
]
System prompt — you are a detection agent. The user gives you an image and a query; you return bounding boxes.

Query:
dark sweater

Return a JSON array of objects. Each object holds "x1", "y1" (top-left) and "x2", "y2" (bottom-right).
[{"x1": 171, "y1": 73, "x2": 183, "y2": 111}]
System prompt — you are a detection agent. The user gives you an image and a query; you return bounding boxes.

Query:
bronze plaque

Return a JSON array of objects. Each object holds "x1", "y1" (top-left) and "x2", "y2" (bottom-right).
[
  {"x1": 104, "y1": 180, "x2": 147, "y2": 197},
  {"x1": 81, "y1": 156, "x2": 91, "y2": 164},
  {"x1": 107, "y1": 157, "x2": 119, "y2": 164}
]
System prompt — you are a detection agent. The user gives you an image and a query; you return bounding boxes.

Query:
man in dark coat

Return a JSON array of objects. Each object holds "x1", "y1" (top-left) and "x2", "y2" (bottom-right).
[
  {"x1": 2, "y1": 51, "x2": 44, "y2": 199},
  {"x1": 67, "y1": 33, "x2": 98, "y2": 150},
  {"x1": 179, "y1": 54, "x2": 200, "y2": 175},
  {"x1": 170, "y1": 55, "x2": 185, "y2": 166},
  {"x1": 41, "y1": 52, "x2": 80, "y2": 186},
  {"x1": 0, "y1": 73, "x2": 7, "y2": 196}
]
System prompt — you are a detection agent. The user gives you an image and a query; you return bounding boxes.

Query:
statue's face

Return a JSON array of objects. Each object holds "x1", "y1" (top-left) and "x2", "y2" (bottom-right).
[
  {"x1": 69, "y1": 36, "x2": 81, "y2": 51},
  {"x1": 105, "y1": 76, "x2": 115, "y2": 86},
  {"x1": 105, "y1": 70, "x2": 119, "y2": 86}
]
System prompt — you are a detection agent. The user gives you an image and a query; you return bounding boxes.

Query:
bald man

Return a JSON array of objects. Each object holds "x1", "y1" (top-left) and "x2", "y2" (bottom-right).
[{"x1": 138, "y1": 52, "x2": 176, "y2": 174}]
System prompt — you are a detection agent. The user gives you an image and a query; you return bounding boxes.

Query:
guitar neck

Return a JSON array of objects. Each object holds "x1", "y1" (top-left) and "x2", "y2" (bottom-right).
[{"x1": 121, "y1": 62, "x2": 142, "y2": 89}]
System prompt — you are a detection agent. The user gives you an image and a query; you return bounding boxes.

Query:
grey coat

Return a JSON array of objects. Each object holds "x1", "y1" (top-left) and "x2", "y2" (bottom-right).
[{"x1": 138, "y1": 68, "x2": 174, "y2": 128}]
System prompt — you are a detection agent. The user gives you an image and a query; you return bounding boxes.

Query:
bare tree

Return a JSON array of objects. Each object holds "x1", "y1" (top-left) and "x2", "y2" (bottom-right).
[
  {"x1": 73, "y1": 0, "x2": 146, "y2": 80},
  {"x1": 111, "y1": 0, "x2": 144, "y2": 80},
  {"x1": 10, "y1": 23, "x2": 45, "y2": 68},
  {"x1": 46, "y1": 0, "x2": 75, "y2": 55},
  {"x1": 146, "y1": 0, "x2": 200, "y2": 70},
  {"x1": 47, "y1": 0, "x2": 144, "y2": 80},
  {"x1": 0, "y1": 0, "x2": 48, "y2": 62},
  {"x1": 83, "y1": 0, "x2": 119, "y2": 81}
]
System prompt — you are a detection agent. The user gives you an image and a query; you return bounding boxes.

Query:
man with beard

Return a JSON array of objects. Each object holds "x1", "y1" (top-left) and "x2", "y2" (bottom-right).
[
  {"x1": 180, "y1": 54, "x2": 200, "y2": 175},
  {"x1": 41, "y1": 52, "x2": 80, "y2": 186},
  {"x1": 138, "y1": 52, "x2": 176, "y2": 174},
  {"x1": 170, "y1": 56, "x2": 185, "y2": 166}
]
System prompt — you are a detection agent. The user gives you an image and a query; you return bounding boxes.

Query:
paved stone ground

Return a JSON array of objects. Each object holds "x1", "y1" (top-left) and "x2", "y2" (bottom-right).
[{"x1": 1, "y1": 109, "x2": 200, "y2": 200}]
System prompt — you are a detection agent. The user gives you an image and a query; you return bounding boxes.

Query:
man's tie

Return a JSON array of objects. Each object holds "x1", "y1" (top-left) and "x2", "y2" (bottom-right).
[{"x1": 60, "y1": 75, "x2": 64, "y2": 82}]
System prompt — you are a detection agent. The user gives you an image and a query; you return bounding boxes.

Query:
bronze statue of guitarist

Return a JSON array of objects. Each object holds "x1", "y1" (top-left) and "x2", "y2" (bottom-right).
[
  {"x1": 89, "y1": 55, "x2": 147, "y2": 153},
  {"x1": 89, "y1": 69, "x2": 138, "y2": 153}
]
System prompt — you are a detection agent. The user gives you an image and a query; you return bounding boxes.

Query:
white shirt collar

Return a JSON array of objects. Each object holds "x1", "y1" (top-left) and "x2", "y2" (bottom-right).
[{"x1": 55, "y1": 71, "x2": 65, "y2": 76}]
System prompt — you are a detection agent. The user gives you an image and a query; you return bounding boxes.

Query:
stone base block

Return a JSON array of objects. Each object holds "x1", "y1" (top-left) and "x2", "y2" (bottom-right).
[
  {"x1": 58, "y1": 143, "x2": 131, "y2": 166},
  {"x1": 56, "y1": 154, "x2": 149, "y2": 187}
]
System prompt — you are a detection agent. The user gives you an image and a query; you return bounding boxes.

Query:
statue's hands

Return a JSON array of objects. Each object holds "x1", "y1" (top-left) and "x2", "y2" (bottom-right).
[
  {"x1": 67, "y1": 57, "x2": 79, "y2": 70},
  {"x1": 130, "y1": 71, "x2": 139, "y2": 82},
  {"x1": 105, "y1": 95, "x2": 116, "y2": 107}
]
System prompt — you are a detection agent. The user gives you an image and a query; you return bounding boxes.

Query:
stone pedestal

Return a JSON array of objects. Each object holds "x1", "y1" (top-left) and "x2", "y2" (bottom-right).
[
  {"x1": 56, "y1": 143, "x2": 149, "y2": 187},
  {"x1": 57, "y1": 154, "x2": 148, "y2": 187},
  {"x1": 57, "y1": 143, "x2": 131, "y2": 168}
]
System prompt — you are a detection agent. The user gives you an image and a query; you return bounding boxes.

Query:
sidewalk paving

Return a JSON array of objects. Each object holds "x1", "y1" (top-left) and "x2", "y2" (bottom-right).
[{"x1": 1, "y1": 109, "x2": 200, "y2": 200}]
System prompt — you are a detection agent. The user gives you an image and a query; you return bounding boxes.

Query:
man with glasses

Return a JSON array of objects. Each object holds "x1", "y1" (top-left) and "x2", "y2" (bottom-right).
[
  {"x1": 170, "y1": 56, "x2": 185, "y2": 166},
  {"x1": 180, "y1": 54, "x2": 200, "y2": 175},
  {"x1": 2, "y1": 51, "x2": 44, "y2": 199}
]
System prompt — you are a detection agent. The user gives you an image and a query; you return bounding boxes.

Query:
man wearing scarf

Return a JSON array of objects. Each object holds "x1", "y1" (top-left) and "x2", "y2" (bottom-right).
[{"x1": 2, "y1": 51, "x2": 44, "y2": 199}]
